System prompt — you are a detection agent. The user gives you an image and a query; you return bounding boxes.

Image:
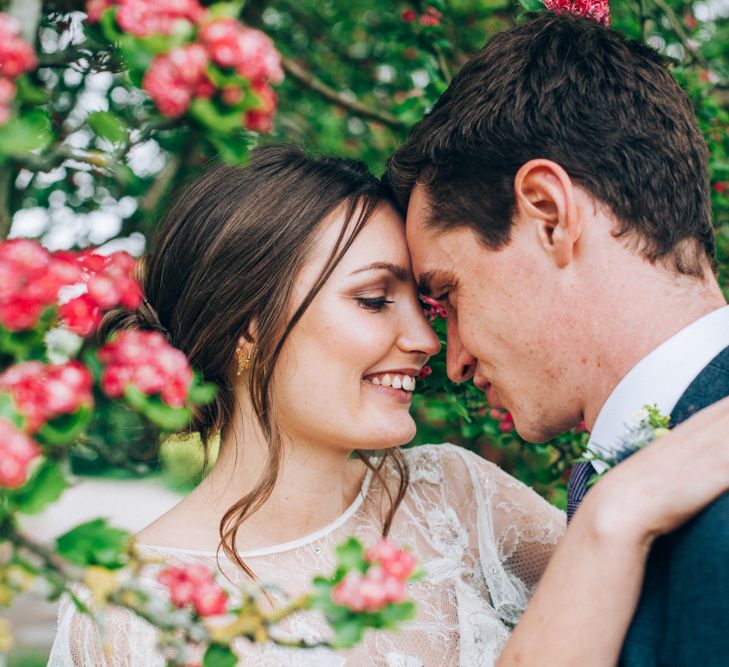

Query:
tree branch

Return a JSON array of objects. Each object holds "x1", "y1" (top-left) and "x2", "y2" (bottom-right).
[
  {"x1": 0, "y1": 166, "x2": 13, "y2": 239},
  {"x1": 282, "y1": 58, "x2": 409, "y2": 130},
  {"x1": 653, "y1": 0, "x2": 712, "y2": 71}
]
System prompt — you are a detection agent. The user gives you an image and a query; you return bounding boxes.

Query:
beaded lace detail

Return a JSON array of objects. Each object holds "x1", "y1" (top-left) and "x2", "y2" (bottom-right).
[{"x1": 48, "y1": 444, "x2": 565, "y2": 666}]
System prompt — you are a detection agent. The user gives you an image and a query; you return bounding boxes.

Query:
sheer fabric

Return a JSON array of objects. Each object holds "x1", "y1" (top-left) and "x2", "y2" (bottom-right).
[{"x1": 48, "y1": 444, "x2": 565, "y2": 666}]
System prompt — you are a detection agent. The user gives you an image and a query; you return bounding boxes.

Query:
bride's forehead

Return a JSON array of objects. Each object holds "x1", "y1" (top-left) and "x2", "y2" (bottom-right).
[{"x1": 307, "y1": 205, "x2": 409, "y2": 273}]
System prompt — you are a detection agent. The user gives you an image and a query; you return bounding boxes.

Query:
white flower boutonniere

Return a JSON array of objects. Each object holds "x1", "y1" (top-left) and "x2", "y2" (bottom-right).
[{"x1": 578, "y1": 404, "x2": 672, "y2": 488}]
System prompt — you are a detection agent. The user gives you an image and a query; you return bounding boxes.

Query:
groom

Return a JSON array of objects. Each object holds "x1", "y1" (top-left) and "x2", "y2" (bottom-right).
[{"x1": 388, "y1": 13, "x2": 729, "y2": 666}]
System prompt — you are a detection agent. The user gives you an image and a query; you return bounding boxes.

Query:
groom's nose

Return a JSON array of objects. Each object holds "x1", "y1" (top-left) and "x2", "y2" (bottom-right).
[{"x1": 446, "y1": 318, "x2": 476, "y2": 383}]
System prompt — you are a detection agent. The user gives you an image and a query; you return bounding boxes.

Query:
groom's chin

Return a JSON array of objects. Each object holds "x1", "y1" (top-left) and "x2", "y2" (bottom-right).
[{"x1": 512, "y1": 418, "x2": 572, "y2": 445}]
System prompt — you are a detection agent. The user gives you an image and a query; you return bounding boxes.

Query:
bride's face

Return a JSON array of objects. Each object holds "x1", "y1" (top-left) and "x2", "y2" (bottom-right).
[{"x1": 273, "y1": 203, "x2": 440, "y2": 451}]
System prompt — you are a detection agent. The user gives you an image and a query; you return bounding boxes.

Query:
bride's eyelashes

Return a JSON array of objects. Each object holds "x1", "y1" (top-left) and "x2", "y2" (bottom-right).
[{"x1": 357, "y1": 296, "x2": 395, "y2": 312}]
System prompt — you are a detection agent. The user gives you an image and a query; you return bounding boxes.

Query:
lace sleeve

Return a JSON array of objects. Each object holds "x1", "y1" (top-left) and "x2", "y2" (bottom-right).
[
  {"x1": 47, "y1": 586, "x2": 166, "y2": 667},
  {"x1": 445, "y1": 446, "x2": 566, "y2": 625}
]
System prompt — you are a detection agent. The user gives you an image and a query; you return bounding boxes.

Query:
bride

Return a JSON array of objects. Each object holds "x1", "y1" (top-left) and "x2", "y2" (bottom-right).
[{"x1": 49, "y1": 144, "x2": 729, "y2": 666}]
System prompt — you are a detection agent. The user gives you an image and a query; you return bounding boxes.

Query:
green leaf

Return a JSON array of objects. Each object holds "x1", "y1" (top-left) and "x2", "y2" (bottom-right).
[
  {"x1": 87, "y1": 111, "x2": 128, "y2": 144},
  {"x1": 190, "y1": 98, "x2": 247, "y2": 134},
  {"x1": 56, "y1": 518, "x2": 130, "y2": 569},
  {"x1": 208, "y1": 133, "x2": 250, "y2": 166},
  {"x1": 0, "y1": 110, "x2": 53, "y2": 157},
  {"x1": 335, "y1": 537, "x2": 367, "y2": 574},
  {"x1": 331, "y1": 617, "x2": 365, "y2": 648},
  {"x1": 0, "y1": 392, "x2": 24, "y2": 429},
  {"x1": 10, "y1": 460, "x2": 69, "y2": 515},
  {"x1": 206, "y1": 1, "x2": 246, "y2": 20},
  {"x1": 188, "y1": 381, "x2": 218, "y2": 405},
  {"x1": 37, "y1": 405, "x2": 93, "y2": 446},
  {"x1": 518, "y1": 0, "x2": 544, "y2": 11},
  {"x1": 123, "y1": 385, "x2": 191, "y2": 431},
  {"x1": 14, "y1": 75, "x2": 49, "y2": 105},
  {"x1": 203, "y1": 644, "x2": 238, "y2": 667},
  {"x1": 378, "y1": 600, "x2": 416, "y2": 627}
]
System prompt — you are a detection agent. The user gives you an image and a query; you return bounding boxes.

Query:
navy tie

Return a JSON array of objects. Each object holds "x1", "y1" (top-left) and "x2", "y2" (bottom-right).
[{"x1": 566, "y1": 461, "x2": 595, "y2": 521}]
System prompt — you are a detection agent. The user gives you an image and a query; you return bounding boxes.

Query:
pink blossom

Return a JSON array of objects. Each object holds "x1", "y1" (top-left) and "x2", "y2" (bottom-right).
[
  {"x1": 199, "y1": 18, "x2": 283, "y2": 84},
  {"x1": 243, "y1": 80, "x2": 277, "y2": 133},
  {"x1": 0, "y1": 13, "x2": 37, "y2": 79},
  {"x1": 543, "y1": 0, "x2": 611, "y2": 27},
  {"x1": 0, "y1": 240, "x2": 83, "y2": 332},
  {"x1": 421, "y1": 295, "x2": 447, "y2": 321},
  {"x1": 85, "y1": 0, "x2": 113, "y2": 23},
  {"x1": 158, "y1": 564, "x2": 228, "y2": 617},
  {"x1": 0, "y1": 419, "x2": 40, "y2": 488},
  {"x1": 0, "y1": 361, "x2": 93, "y2": 433},
  {"x1": 143, "y1": 44, "x2": 213, "y2": 118},
  {"x1": 417, "y1": 366, "x2": 432, "y2": 380},
  {"x1": 112, "y1": 0, "x2": 206, "y2": 38},
  {"x1": 419, "y1": 7, "x2": 442, "y2": 27},
  {"x1": 365, "y1": 538, "x2": 417, "y2": 580},
  {"x1": 99, "y1": 331, "x2": 194, "y2": 408},
  {"x1": 0, "y1": 77, "x2": 14, "y2": 125},
  {"x1": 58, "y1": 293, "x2": 102, "y2": 337},
  {"x1": 235, "y1": 27, "x2": 284, "y2": 84},
  {"x1": 401, "y1": 9, "x2": 417, "y2": 22}
]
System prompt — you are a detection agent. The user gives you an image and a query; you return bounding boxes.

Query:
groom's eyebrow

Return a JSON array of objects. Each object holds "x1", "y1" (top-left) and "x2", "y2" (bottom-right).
[
  {"x1": 418, "y1": 270, "x2": 445, "y2": 297},
  {"x1": 350, "y1": 262, "x2": 409, "y2": 282}
]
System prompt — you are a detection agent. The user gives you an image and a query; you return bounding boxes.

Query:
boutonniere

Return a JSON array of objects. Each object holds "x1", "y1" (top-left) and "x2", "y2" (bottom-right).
[{"x1": 577, "y1": 404, "x2": 672, "y2": 488}]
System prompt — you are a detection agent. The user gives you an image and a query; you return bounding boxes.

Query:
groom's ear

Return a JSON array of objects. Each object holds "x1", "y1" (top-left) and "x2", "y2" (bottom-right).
[{"x1": 513, "y1": 159, "x2": 581, "y2": 269}]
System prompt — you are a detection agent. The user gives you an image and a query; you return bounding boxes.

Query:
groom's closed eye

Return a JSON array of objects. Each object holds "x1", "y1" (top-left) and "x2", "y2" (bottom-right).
[{"x1": 418, "y1": 270, "x2": 455, "y2": 301}]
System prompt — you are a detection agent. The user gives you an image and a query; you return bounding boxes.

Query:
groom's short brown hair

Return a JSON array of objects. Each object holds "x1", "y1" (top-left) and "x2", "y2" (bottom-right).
[{"x1": 387, "y1": 14, "x2": 714, "y2": 277}]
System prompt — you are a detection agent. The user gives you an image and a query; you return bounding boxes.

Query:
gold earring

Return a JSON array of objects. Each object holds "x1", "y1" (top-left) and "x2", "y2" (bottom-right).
[{"x1": 236, "y1": 347, "x2": 251, "y2": 376}]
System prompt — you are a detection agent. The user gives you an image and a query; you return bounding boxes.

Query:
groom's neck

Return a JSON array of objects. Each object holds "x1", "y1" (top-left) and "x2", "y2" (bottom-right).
[{"x1": 580, "y1": 259, "x2": 726, "y2": 429}]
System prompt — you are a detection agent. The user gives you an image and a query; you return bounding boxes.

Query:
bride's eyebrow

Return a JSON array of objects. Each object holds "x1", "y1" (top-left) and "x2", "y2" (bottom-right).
[{"x1": 350, "y1": 262, "x2": 409, "y2": 282}]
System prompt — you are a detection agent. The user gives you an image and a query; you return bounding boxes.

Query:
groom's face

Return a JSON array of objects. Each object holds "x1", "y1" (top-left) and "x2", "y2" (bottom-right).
[{"x1": 405, "y1": 185, "x2": 582, "y2": 443}]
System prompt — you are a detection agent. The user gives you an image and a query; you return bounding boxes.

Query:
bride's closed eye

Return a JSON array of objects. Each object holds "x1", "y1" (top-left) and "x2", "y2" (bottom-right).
[{"x1": 357, "y1": 296, "x2": 395, "y2": 312}]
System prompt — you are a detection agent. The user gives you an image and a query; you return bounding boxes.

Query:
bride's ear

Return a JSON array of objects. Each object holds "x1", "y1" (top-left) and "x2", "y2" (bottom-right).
[{"x1": 513, "y1": 159, "x2": 582, "y2": 268}]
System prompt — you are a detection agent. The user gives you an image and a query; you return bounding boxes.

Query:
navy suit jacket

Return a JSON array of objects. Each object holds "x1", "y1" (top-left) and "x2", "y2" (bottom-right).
[{"x1": 620, "y1": 345, "x2": 729, "y2": 666}]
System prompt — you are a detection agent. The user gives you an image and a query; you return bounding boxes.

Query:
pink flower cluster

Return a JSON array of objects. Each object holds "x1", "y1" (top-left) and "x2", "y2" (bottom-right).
[
  {"x1": 158, "y1": 564, "x2": 228, "y2": 617},
  {"x1": 0, "y1": 240, "x2": 82, "y2": 332},
  {"x1": 59, "y1": 250, "x2": 143, "y2": 337},
  {"x1": 86, "y1": 0, "x2": 205, "y2": 36},
  {"x1": 0, "y1": 239, "x2": 141, "y2": 337},
  {"x1": 0, "y1": 13, "x2": 37, "y2": 124},
  {"x1": 0, "y1": 361, "x2": 93, "y2": 434},
  {"x1": 543, "y1": 0, "x2": 611, "y2": 27},
  {"x1": 142, "y1": 16, "x2": 283, "y2": 128},
  {"x1": 89, "y1": 0, "x2": 285, "y2": 130},
  {"x1": 142, "y1": 43, "x2": 214, "y2": 118},
  {"x1": 0, "y1": 418, "x2": 40, "y2": 488},
  {"x1": 98, "y1": 330, "x2": 193, "y2": 408},
  {"x1": 331, "y1": 539, "x2": 417, "y2": 613},
  {"x1": 401, "y1": 7, "x2": 442, "y2": 27},
  {"x1": 489, "y1": 408, "x2": 515, "y2": 434},
  {"x1": 421, "y1": 295, "x2": 447, "y2": 321}
]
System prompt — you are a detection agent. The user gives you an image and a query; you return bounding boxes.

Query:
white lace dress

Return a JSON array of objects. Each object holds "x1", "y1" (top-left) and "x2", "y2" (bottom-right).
[{"x1": 47, "y1": 444, "x2": 565, "y2": 666}]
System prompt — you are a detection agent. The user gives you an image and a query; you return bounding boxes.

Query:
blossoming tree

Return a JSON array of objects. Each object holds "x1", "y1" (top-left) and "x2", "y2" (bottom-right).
[{"x1": 0, "y1": 0, "x2": 727, "y2": 661}]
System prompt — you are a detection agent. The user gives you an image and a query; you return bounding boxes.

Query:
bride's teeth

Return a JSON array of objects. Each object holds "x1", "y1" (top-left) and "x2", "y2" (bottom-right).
[
  {"x1": 392, "y1": 375, "x2": 402, "y2": 389},
  {"x1": 402, "y1": 375, "x2": 415, "y2": 391},
  {"x1": 371, "y1": 376, "x2": 381, "y2": 385},
  {"x1": 381, "y1": 374, "x2": 392, "y2": 387}
]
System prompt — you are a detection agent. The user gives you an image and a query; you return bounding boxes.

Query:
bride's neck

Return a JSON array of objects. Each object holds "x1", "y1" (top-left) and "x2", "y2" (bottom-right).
[{"x1": 194, "y1": 401, "x2": 366, "y2": 550}]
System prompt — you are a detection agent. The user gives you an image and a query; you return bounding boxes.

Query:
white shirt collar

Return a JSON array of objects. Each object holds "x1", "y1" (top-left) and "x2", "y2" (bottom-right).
[{"x1": 587, "y1": 305, "x2": 729, "y2": 471}]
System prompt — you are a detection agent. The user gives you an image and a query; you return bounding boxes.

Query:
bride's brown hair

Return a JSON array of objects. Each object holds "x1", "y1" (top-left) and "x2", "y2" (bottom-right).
[{"x1": 100, "y1": 144, "x2": 409, "y2": 578}]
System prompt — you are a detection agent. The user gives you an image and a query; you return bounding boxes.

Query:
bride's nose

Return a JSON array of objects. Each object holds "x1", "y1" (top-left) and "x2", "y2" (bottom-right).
[{"x1": 397, "y1": 309, "x2": 441, "y2": 358}]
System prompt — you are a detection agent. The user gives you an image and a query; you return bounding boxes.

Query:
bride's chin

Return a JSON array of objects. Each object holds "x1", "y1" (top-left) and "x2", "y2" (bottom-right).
[{"x1": 356, "y1": 418, "x2": 416, "y2": 451}]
